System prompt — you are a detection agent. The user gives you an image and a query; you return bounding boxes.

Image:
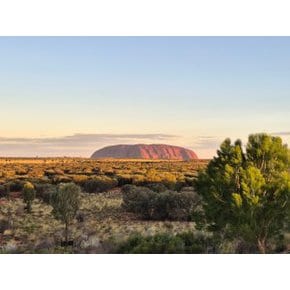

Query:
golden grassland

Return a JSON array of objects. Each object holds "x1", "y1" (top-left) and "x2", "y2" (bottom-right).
[{"x1": 0, "y1": 157, "x2": 208, "y2": 185}]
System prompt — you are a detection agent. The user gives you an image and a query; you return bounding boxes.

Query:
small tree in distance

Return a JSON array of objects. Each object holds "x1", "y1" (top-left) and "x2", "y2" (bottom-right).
[
  {"x1": 22, "y1": 182, "x2": 36, "y2": 213},
  {"x1": 51, "y1": 183, "x2": 81, "y2": 247},
  {"x1": 194, "y1": 133, "x2": 290, "y2": 253}
]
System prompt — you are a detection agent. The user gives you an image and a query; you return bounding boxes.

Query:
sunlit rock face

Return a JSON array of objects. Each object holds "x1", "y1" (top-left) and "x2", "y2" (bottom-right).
[{"x1": 91, "y1": 144, "x2": 198, "y2": 160}]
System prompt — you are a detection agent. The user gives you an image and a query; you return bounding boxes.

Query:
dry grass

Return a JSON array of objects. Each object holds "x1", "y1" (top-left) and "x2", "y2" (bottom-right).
[
  {"x1": 0, "y1": 158, "x2": 206, "y2": 253},
  {"x1": 0, "y1": 189, "x2": 196, "y2": 253}
]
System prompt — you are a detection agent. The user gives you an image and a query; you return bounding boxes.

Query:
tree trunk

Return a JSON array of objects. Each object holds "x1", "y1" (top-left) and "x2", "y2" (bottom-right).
[
  {"x1": 27, "y1": 202, "x2": 31, "y2": 213},
  {"x1": 65, "y1": 222, "x2": 69, "y2": 249},
  {"x1": 257, "y1": 238, "x2": 266, "y2": 254}
]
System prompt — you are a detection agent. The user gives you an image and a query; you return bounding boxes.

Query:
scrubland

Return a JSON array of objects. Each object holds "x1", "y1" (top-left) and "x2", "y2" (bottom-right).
[
  {"x1": 0, "y1": 158, "x2": 207, "y2": 253},
  {"x1": 1, "y1": 135, "x2": 290, "y2": 255}
]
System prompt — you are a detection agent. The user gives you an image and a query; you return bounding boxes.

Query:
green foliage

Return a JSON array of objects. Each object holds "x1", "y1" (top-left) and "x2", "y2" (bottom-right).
[
  {"x1": 9, "y1": 180, "x2": 24, "y2": 192},
  {"x1": 0, "y1": 218, "x2": 10, "y2": 234},
  {"x1": 117, "y1": 232, "x2": 212, "y2": 254},
  {"x1": 50, "y1": 182, "x2": 81, "y2": 244},
  {"x1": 0, "y1": 185, "x2": 6, "y2": 198},
  {"x1": 51, "y1": 183, "x2": 81, "y2": 225},
  {"x1": 34, "y1": 183, "x2": 57, "y2": 204},
  {"x1": 22, "y1": 182, "x2": 36, "y2": 213},
  {"x1": 122, "y1": 185, "x2": 156, "y2": 219},
  {"x1": 154, "y1": 190, "x2": 200, "y2": 220},
  {"x1": 144, "y1": 182, "x2": 168, "y2": 193},
  {"x1": 194, "y1": 133, "x2": 290, "y2": 253},
  {"x1": 246, "y1": 134, "x2": 289, "y2": 178},
  {"x1": 82, "y1": 176, "x2": 118, "y2": 193},
  {"x1": 122, "y1": 185, "x2": 199, "y2": 221}
]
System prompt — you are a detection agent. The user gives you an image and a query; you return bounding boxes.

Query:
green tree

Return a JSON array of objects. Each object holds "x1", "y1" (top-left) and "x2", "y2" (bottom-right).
[
  {"x1": 51, "y1": 183, "x2": 81, "y2": 246},
  {"x1": 194, "y1": 133, "x2": 290, "y2": 253},
  {"x1": 22, "y1": 182, "x2": 36, "y2": 213}
]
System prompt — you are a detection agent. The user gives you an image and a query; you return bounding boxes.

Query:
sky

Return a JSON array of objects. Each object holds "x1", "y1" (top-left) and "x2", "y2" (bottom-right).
[{"x1": 0, "y1": 36, "x2": 290, "y2": 158}]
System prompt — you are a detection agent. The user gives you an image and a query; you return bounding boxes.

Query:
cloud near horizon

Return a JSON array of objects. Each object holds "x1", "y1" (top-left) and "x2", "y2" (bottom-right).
[
  {"x1": 0, "y1": 133, "x2": 183, "y2": 157},
  {"x1": 271, "y1": 132, "x2": 290, "y2": 136},
  {"x1": 2, "y1": 133, "x2": 287, "y2": 159},
  {"x1": 0, "y1": 133, "x2": 225, "y2": 159}
]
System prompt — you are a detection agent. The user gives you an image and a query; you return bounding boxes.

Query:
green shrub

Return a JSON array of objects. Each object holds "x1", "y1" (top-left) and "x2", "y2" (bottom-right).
[
  {"x1": 82, "y1": 177, "x2": 118, "y2": 193},
  {"x1": 122, "y1": 185, "x2": 157, "y2": 219},
  {"x1": 143, "y1": 183, "x2": 167, "y2": 193},
  {"x1": 8, "y1": 180, "x2": 24, "y2": 192},
  {"x1": 35, "y1": 183, "x2": 57, "y2": 204},
  {"x1": 0, "y1": 219, "x2": 10, "y2": 234},
  {"x1": 154, "y1": 190, "x2": 199, "y2": 221},
  {"x1": 50, "y1": 182, "x2": 81, "y2": 245},
  {"x1": 117, "y1": 175, "x2": 133, "y2": 186},
  {"x1": 117, "y1": 232, "x2": 212, "y2": 254},
  {"x1": 0, "y1": 185, "x2": 6, "y2": 198},
  {"x1": 122, "y1": 185, "x2": 199, "y2": 221}
]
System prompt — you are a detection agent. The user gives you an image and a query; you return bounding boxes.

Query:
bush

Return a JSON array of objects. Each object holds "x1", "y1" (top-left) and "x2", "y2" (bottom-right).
[
  {"x1": 116, "y1": 232, "x2": 212, "y2": 254},
  {"x1": 0, "y1": 185, "x2": 6, "y2": 198},
  {"x1": 82, "y1": 177, "x2": 118, "y2": 193},
  {"x1": 52, "y1": 175, "x2": 72, "y2": 184},
  {"x1": 122, "y1": 185, "x2": 199, "y2": 221},
  {"x1": 117, "y1": 175, "x2": 133, "y2": 186},
  {"x1": 8, "y1": 180, "x2": 24, "y2": 192},
  {"x1": 136, "y1": 170, "x2": 178, "y2": 189},
  {"x1": 143, "y1": 183, "x2": 167, "y2": 193},
  {"x1": 22, "y1": 182, "x2": 36, "y2": 213},
  {"x1": 35, "y1": 183, "x2": 57, "y2": 204},
  {"x1": 44, "y1": 169, "x2": 56, "y2": 177},
  {"x1": 15, "y1": 168, "x2": 28, "y2": 175},
  {"x1": 50, "y1": 183, "x2": 81, "y2": 245},
  {"x1": 122, "y1": 185, "x2": 157, "y2": 219},
  {"x1": 155, "y1": 190, "x2": 199, "y2": 221},
  {"x1": 0, "y1": 219, "x2": 10, "y2": 234},
  {"x1": 159, "y1": 172, "x2": 177, "y2": 189},
  {"x1": 72, "y1": 175, "x2": 89, "y2": 185}
]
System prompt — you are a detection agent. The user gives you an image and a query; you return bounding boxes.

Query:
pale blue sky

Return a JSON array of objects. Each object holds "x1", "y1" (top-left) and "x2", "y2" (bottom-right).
[{"x1": 0, "y1": 37, "x2": 290, "y2": 157}]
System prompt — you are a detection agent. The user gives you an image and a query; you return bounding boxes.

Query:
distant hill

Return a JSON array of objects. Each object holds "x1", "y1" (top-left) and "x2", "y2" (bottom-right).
[{"x1": 91, "y1": 144, "x2": 198, "y2": 160}]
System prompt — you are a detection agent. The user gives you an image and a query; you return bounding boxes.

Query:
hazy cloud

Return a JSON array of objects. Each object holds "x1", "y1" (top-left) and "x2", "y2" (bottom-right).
[
  {"x1": 193, "y1": 136, "x2": 223, "y2": 149},
  {"x1": 0, "y1": 133, "x2": 226, "y2": 158},
  {"x1": 0, "y1": 133, "x2": 178, "y2": 157},
  {"x1": 271, "y1": 132, "x2": 290, "y2": 136}
]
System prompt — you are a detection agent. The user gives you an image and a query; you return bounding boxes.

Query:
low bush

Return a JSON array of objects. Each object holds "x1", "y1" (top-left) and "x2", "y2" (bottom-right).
[
  {"x1": 135, "y1": 170, "x2": 178, "y2": 189},
  {"x1": 8, "y1": 180, "x2": 25, "y2": 192},
  {"x1": 82, "y1": 176, "x2": 118, "y2": 193},
  {"x1": 116, "y1": 232, "x2": 212, "y2": 254},
  {"x1": 117, "y1": 175, "x2": 133, "y2": 186},
  {"x1": 44, "y1": 169, "x2": 56, "y2": 177},
  {"x1": 0, "y1": 219, "x2": 10, "y2": 234},
  {"x1": 35, "y1": 183, "x2": 57, "y2": 204},
  {"x1": 0, "y1": 185, "x2": 6, "y2": 197},
  {"x1": 71, "y1": 175, "x2": 89, "y2": 185},
  {"x1": 155, "y1": 190, "x2": 199, "y2": 220},
  {"x1": 52, "y1": 175, "x2": 72, "y2": 184},
  {"x1": 144, "y1": 183, "x2": 167, "y2": 193},
  {"x1": 122, "y1": 185, "x2": 199, "y2": 221},
  {"x1": 15, "y1": 168, "x2": 28, "y2": 176},
  {"x1": 122, "y1": 185, "x2": 157, "y2": 219}
]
